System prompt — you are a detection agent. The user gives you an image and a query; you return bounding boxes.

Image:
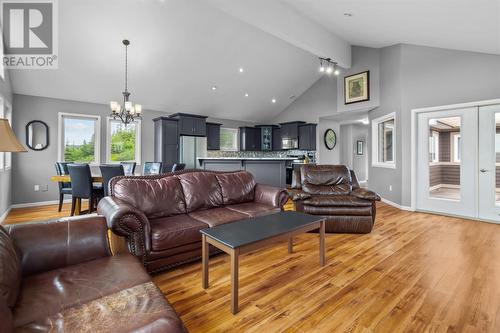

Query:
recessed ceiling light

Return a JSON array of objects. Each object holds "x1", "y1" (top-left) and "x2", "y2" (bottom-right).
[
  {"x1": 211, "y1": 86, "x2": 217, "y2": 91},
  {"x1": 344, "y1": 12, "x2": 353, "y2": 17},
  {"x1": 244, "y1": 93, "x2": 249, "y2": 97},
  {"x1": 239, "y1": 67, "x2": 244, "y2": 73},
  {"x1": 271, "y1": 98, "x2": 277, "y2": 104}
]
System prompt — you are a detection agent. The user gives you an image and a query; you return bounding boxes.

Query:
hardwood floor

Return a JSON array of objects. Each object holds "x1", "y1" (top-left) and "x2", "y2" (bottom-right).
[{"x1": 3, "y1": 203, "x2": 500, "y2": 332}]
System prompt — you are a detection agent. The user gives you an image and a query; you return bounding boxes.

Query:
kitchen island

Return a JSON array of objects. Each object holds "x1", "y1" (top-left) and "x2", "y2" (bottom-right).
[{"x1": 197, "y1": 157, "x2": 295, "y2": 188}]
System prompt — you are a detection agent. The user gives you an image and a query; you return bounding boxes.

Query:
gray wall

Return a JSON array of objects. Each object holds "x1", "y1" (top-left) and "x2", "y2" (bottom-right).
[
  {"x1": 11, "y1": 94, "x2": 254, "y2": 205},
  {"x1": 0, "y1": 70, "x2": 14, "y2": 220},
  {"x1": 340, "y1": 123, "x2": 368, "y2": 181}
]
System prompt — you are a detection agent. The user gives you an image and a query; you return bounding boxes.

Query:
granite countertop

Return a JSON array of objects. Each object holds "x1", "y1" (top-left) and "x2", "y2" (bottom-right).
[{"x1": 197, "y1": 157, "x2": 297, "y2": 161}]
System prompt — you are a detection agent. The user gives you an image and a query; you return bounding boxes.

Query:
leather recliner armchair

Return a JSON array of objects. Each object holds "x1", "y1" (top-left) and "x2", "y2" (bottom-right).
[{"x1": 291, "y1": 165, "x2": 380, "y2": 233}]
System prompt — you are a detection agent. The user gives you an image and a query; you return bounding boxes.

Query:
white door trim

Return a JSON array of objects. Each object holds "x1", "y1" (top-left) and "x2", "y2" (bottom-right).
[{"x1": 410, "y1": 98, "x2": 500, "y2": 213}]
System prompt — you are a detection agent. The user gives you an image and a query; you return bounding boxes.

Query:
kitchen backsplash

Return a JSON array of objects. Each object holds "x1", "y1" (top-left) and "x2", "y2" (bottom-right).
[{"x1": 206, "y1": 150, "x2": 317, "y2": 160}]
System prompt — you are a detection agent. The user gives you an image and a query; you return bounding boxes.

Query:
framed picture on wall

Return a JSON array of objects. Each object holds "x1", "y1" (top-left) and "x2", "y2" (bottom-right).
[
  {"x1": 356, "y1": 141, "x2": 364, "y2": 155},
  {"x1": 344, "y1": 71, "x2": 369, "y2": 104}
]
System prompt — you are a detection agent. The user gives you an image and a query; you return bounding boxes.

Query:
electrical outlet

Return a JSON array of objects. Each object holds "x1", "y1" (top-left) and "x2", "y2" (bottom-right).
[
  {"x1": 389, "y1": 185, "x2": 393, "y2": 191},
  {"x1": 40, "y1": 185, "x2": 48, "y2": 192},
  {"x1": 34, "y1": 185, "x2": 40, "y2": 192}
]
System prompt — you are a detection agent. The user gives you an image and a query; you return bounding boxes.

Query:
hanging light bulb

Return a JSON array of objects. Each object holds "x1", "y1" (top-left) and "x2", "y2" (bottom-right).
[
  {"x1": 319, "y1": 59, "x2": 325, "y2": 73},
  {"x1": 333, "y1": 63, "x2": 340, "y2": 76},
  {"x1": 326, "y1": 63, "x2": 333, "y2": 74}
]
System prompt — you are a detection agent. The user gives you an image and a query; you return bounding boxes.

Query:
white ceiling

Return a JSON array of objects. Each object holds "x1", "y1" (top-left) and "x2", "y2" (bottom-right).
[
  {"x1": 9, "y1": 0, "x2": 500, "y2": 123},
  {"x1": 9, "y1": 0, "x2": 323, "y2": 123},
  {"x1": 283, "y1": 0, "x2": 500, "y2": 55}
]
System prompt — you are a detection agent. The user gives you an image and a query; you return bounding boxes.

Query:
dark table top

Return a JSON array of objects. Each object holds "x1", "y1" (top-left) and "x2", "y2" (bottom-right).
[{"x1": 200, "y1": 211, "x2": 323, "y2": 249}]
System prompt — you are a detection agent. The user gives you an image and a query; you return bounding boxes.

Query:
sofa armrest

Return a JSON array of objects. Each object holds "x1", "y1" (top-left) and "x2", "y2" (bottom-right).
[
  {"x1": 5, "y1": 215, "x2": 111, "y2": 276},
  {"x1": 97, "y1": 196, "x2": 151, "y2": 257},
  {"x1": 351, "y1": 188, "x2": 381, "y2": 201},
  {"x1": 290, "y1": 191, "x2": 312, "y2": 201},
  {"x1": 254, "y1": 184, "x2": 289, "y2": 208}
]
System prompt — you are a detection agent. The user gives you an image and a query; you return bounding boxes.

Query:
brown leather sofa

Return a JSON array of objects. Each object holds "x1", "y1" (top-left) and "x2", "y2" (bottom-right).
[
  {"x1": 291, "y1": 165, "x2": 380, "y2": 233},
  {"x1": 0, "y1": 215, "x2": 186, "y2": 333},
  {"x1": 98, "y1": 170, "x2": 289, "y2": 273}
]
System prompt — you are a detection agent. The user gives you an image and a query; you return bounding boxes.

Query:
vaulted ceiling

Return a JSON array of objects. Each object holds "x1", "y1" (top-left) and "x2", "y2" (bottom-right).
[{"x1": 9, "y1": 0, "x2": 499, "y2": 123}]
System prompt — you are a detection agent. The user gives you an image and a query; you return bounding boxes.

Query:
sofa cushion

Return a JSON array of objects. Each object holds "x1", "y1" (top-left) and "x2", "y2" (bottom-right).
[
  {"x1": 113, "y1": 176, "x2": 186, "y2": 219},
  {"x1": 16, "y1": 282, "x2": 187, "y2": 333},
  {"x1": 189, "y1": 208, "x2": 247, "y2": 227},
  {"x1": 304, "y1": 195, "x2": 372, "y2": 207},
  {"x1": 226, "y1": 202, "x2": 280, "y2": 218},
  {"x1": 303, "y1": 205, "x2": 373, "y2": 216},
  {"x1": 216, "y1": 171, "x2": 256, "y2": 205},
  {"x1": 13, "y1": 254, "x2": 150, "y2": 327},
  {"x1": 178, "y1": 172, "x2": 223, "y2": 212},
  {"x1": 301, "y1": 165, "x2": 352, "y2": 195},
  {"x1": 0, "y1": 226, "x2": 21, "y2": 308},
  {"x1": 150, "y1": 214, "x2": 209, "y2": 251}
]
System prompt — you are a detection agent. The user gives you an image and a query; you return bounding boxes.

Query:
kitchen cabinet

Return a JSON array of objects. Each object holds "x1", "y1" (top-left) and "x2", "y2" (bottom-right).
[
  {"x1": 239, "y1": 127, "x2": 261, "y2": 151},
  {"x1": 272, "y1": 127, "x2": 282, "y2": 151},
  {"x1": 169, "y1": 113, "x2": 207, "y2": 136},
  {"x1": 255, "y1": 125, "x2": 278, "y2": 151},
  {"x1": 299, "y1": 124, "x2": 317, "y2": 150},
  {"x1": 153, "y1": 117, "x2": 179, "y2": 168},
  {"x1": 279, "y1": 121, "x2": 305, "y2": 140},
  {"x1": 206, "y1": 122, "x2": 222, "y2": 150}
]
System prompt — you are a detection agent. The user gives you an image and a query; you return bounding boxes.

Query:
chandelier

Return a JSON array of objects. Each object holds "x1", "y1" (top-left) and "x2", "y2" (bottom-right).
[
  {"x1": 109, "y1": 39, "x2": 142, "y2": 125},
  {"x1": 318, "y1": 57, "x2": 340, "y2": 76}
]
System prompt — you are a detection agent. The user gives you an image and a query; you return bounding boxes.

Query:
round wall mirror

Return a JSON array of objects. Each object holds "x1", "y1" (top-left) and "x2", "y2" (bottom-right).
[
  {"x1": 324, "y1": 129, "x2": 337, "y2": 150},
  {"x1": 26, "y1": 120, "x2": 49, "y2": 151}
]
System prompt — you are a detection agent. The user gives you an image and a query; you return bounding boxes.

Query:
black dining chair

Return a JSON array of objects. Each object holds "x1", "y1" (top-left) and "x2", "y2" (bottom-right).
[
  {"x1": 172, "y1": 163, "x2": 186, "y2": 172},
  {"x1": 100, "y1": 165, "x2": 125, "y2": 197},
  {"x1": 120, "y1": 162, "x2": 136, "y2": 176},
  {"x1": 143, "y1": 162, "x2": 162, "y2": 175},
  {"x1": 67, "y1": 164, "x2": 104, "y2": 216},
  {"x1": 55, "y1": 162, "x2": 72, "y2": 212}
]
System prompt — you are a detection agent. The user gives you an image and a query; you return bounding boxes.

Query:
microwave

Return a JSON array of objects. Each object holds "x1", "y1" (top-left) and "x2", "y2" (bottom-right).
[{"x1": 282, "y1": 138, "x2": 298, "y2": 150}]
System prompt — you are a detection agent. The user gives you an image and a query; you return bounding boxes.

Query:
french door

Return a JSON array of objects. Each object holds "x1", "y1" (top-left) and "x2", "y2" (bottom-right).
[
  {"x1": 478, "y1": 104, "x2": 500, "y2": 221},
  {"x1": 416, "y1": 104, "x2": 500, "y2": 223},
  {"x1": 416, "y1": 107, "x2": 477, "y2": 218}
]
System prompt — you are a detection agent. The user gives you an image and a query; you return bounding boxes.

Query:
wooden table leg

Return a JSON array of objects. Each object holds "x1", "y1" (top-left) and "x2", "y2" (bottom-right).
[
  {"x1": 288, "y1": 234, "x2": 293, "y2": 254},
  {"x1": 202, "y1": 235, "x2": 209, "y2": 289},
  {"x1": 230, "y1": 248, "x2": 239, "y2": 314},
  {"x1": 319, "y1": 219, "x2": 326, "y2": 266},
  {"x1": 74, "y1": 198, "x2": 81, "y2": 216}
]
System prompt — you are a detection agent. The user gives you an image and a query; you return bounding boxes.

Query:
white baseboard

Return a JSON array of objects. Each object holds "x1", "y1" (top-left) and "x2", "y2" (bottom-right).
[
  {"x1": 381, "y1": 198, "x2": 413, "y2": 211},
  {"x1": 0, "y1": 207, "x2": 12, "y2": 225},
  {"x1": 10, "y1": 199, "x2": 72, "y2": 209}
]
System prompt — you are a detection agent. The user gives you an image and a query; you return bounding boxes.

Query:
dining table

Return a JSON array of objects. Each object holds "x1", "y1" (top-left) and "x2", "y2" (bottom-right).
[{"x1": 50, "y1": 174, "x2": 127, "y2": 254}]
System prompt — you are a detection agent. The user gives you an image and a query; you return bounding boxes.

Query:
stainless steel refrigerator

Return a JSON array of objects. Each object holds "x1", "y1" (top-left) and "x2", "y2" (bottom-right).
[{"x1": 179, "y1": 136, "x2": 207, "y2": 170}]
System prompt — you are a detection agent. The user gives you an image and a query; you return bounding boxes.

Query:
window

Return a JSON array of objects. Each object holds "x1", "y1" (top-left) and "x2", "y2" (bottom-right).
[
  {"x1": 452, "y1": 132, "x2": 461, "y2": 163},
  {"x1": 372, "y1": 113, "x2": 396, "y2": 168},
  {"x1": 58, "y1": 113, "x2": 101, "y2": 164},
  {"x1": 429, "y1": 130, "x2": 439, "y2": 163},
  {"x1": 4, "y1": 101, "x2": 12, "y2": 170},
  {"x1": 220, "y1": 128, "x2": 239, "y2": 151},
  {"x1": 106, "y1": 118, "x2": 141, "y2": 164}
]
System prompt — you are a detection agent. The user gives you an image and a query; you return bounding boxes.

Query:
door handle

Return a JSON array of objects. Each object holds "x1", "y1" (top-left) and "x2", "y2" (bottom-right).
[{"x1": 480, "y1": 169, "x2": 489, "y2": 173}]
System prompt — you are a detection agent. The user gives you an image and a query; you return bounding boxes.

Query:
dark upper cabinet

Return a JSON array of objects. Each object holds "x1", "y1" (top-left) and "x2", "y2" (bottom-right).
[
  {"x1": 206, "y1": 122, "x2": 222, "y2": 150},
  {"x1": 239, "y1": 127, "x2": 261, "y2": 151},
  {"x1": 255, "y1": 125, "x2": 278, "y2": 151},
  {"x1": 299, "y1": 123, "x2": 317, "y2": 150},
  {"x1": 272, "y1": 127, "x2": 282, "y2": 151},
  {"x1": 153, "y1": 117, "x2": 179, "y2": 167},
  {"x1": 169, "y1": 113, "x2": 207, "y2": 136},
  {"x1": 279, "y1": 121, "x2": 306, "y2": 140}
]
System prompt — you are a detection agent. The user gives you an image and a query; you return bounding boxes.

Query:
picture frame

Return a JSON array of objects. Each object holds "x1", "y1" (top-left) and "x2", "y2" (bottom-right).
[
  {"x1": 356, "y1": 141, "x2": 364, "y2": 155},
  {"x1": 344, "y1": 71, "x2": 369, "y2": 104}
]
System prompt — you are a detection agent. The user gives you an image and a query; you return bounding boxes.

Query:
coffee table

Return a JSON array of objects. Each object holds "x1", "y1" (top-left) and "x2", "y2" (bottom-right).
[{"x1": 200, "y1": 211, "x2": 326, "y2": 314}]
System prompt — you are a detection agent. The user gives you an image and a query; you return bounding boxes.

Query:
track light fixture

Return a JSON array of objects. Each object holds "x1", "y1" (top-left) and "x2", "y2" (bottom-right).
[{"x1": 318, "y1": 57, "x2": 340, "y2": 76}]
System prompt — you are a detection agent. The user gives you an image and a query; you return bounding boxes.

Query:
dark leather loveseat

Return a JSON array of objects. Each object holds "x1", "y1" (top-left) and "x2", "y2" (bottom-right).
[
  {"x1": 0, "y1": 215, "x2": 186, "y2": 333},
  {"x1": 291, "y1": 165, "x2": 380, "y2": 233},
  {"x1": 98, "y1": 170, "x2": 289, "y2": 273}
]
